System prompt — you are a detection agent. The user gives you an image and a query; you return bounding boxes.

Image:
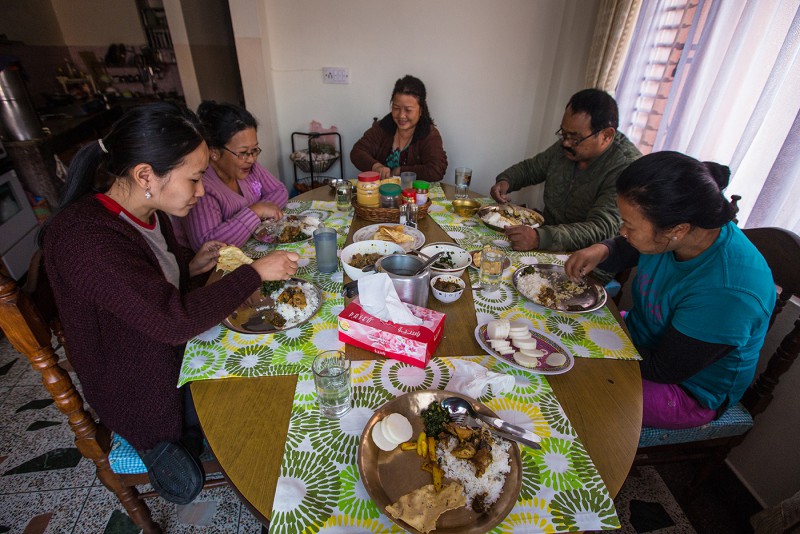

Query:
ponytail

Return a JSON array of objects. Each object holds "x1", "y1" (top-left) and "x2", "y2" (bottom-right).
[{"x1": 39, "y1": 102, "x2": 204, "y2": 246}]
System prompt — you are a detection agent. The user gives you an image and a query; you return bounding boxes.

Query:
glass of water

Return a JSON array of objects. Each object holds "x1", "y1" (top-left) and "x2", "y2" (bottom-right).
[
  {"x1": 454, "y1": 167, "x2": 472, "y2": 199},
  {"x1": 479, "y1": 245, "x2": 506, "y2": 293},
  {"x1": 400, "y1": 172, "x2": 416, "y2": 191},
  {"x1": 336, "y1": 180, "x2": 352, "y2": 211},
  {"x1": 312, "y1": 350, "x2": 351, "y2": 417}
]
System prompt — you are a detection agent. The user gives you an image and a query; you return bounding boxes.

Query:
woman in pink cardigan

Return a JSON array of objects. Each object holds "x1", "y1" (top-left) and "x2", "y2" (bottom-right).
[{"x1": 177, "y1": 101, "x2": 289, "y2": 250}]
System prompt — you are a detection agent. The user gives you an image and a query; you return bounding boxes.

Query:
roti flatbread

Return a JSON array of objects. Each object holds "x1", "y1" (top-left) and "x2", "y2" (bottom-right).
[
  {"x1": 386, "y1": 483, "x2": 466, "y2": 533},
  {"x1": 373, "y1": 225, "x2": 415, "y2": 244},
  {"x1": 216, "y1": 245, "x2": 254, "y2": 272}
]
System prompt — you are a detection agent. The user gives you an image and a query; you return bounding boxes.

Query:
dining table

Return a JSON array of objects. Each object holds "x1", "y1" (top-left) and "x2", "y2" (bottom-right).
[{"x1": 186, "y1": 182, "x2": 643, "y2": 533}]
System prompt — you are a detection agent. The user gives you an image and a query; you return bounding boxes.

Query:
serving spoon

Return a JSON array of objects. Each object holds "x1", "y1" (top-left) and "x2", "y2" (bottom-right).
[
  {"x1": 441, "y1": 397, "x2": 541, "y2": 449},
  {"x1": 412, "y1": 251, "x2": 446, "y2": 275}
]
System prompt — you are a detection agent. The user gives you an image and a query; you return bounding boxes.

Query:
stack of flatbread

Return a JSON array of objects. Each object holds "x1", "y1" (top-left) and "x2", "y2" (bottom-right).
[
  {"x1": 373, "y1": 225, "x2": 415, "y2": 245},
  {"x1": 216, "y1": 245, "x2": 254, "y2": 272}
]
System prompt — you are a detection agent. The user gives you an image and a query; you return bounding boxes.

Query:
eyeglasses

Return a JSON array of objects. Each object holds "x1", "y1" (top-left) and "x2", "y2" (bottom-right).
[
  {"x1": 222, "y1": 146, "x2": 263, "y2": 161},
  {"x1": 555, "y1": 128, "x2": 600, "y2": 146}
]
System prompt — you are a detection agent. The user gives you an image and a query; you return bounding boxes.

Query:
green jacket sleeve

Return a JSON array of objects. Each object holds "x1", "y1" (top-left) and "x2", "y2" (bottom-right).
[{"x1": 494, "y1": 142, "x2": 561, "y2": 191}]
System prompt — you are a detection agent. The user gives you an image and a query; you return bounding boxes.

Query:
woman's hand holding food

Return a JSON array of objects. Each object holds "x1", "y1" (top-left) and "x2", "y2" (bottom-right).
[
  {"x1": 252, "y1": 251, "x2": 300, "y2": 281},
  {"x1": 189, "y1": 240, "x2": 226, "y2": 276},
  {"x1": 250, "y1": 201, "x2": 283, "y2": 221},
  {"x1": 564, "y1": 244, "x2": 610, "y2": 282}
]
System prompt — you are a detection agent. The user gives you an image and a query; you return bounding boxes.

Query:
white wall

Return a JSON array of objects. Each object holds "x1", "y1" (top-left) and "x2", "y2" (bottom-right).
[{"x1": 229, "y1": 0, "x2": 600, "y2": 201}]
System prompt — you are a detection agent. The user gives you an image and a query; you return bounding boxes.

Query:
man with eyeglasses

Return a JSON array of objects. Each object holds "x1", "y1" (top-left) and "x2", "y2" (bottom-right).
[{"x1": 490, "y1": 89, "x2": 641, "y2": 267}]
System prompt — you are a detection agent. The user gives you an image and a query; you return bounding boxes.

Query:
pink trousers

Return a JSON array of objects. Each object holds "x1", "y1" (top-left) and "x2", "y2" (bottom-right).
[{"x1": 642, "y1": 379, "x2": 717, "y2": 429}]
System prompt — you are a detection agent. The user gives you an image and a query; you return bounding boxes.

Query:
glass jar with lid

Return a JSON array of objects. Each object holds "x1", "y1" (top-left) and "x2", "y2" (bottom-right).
[
  {"x1": 379, "y1": 183, "x2": 402, "y2": 208},
  {"x1": 356, "y1": 171, "x2": 380, "y2": 207},
  {"x1": 413, "y1": 180, "x2": 430, "y2": 206}
]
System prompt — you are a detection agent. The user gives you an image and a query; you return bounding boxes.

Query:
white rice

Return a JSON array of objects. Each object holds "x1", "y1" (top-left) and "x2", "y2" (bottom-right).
[
  {"x1": 517, "y1": 272, "x2": 552, "y2": 304},
  {"x1": 437, "y1": 434, "x2": 512, "y2": 509},
  {"x1": 270, "y1": 282, "x2": 318, "y2": 327}
]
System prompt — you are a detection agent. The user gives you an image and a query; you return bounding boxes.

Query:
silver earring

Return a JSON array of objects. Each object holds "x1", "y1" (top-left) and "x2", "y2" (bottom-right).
[{"x1": 145, "y1": 188, "x2": 152, "y2": 199}]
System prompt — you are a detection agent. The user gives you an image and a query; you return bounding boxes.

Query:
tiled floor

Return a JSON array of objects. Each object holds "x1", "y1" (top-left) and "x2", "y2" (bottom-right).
[
  {"x1": 0, "y1": 335, "x2": 760, "y2": 533},
  {"x1": 0, "y1": 337, "x2": 264, "y2": 533}
]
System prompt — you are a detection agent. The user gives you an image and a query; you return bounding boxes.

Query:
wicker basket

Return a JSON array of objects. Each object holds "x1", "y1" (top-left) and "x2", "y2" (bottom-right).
[
  {"x1": 351, "y1": 198, "x2": 431, "y2": 222},
  {"x1": 290, "y1": 149, "x2": 340, "y2": 173}
]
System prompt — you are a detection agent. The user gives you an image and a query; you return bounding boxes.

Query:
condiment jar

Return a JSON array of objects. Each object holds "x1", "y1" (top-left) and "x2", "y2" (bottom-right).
[
  {"x1": 379, "y1": 183, "x2": 402, "y2": 208},
  {"x1": 401, "y1": 188, "x2": 416, "y2": 205},
  {"x1": 356, "y1": 172, "x2": 380, "y2": 207},
  {"x1": 413, "y1": 180, "x2": 430, "y2": 206}
]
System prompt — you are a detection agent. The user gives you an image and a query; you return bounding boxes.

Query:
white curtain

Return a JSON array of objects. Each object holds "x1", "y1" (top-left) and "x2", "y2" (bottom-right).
[{"x1": 619, "y1": 0, "x2": 800, "y2": 233}]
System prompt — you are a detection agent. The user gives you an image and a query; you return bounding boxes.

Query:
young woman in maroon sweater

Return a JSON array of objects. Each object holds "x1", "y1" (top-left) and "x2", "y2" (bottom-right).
[{"x1": 41, "y1": 103, "x2": 299, "y2": 504}]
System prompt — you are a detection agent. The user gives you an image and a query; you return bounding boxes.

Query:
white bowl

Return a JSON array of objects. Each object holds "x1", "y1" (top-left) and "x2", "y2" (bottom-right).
[
  {"x1": 340, "y1": 240, "x2": 405, "y2": 280},
  {"x1": 430, "y1": 275, "x2": 466, "y2": 303},
  {"x1": 418, "y1": 242, "x2": 471, "y2": 278}
]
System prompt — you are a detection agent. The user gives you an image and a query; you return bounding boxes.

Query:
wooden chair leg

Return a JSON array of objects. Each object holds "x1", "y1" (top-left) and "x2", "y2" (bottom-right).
[{"x1": 0, "y1": 276, "x2": 162, "y2": 533}]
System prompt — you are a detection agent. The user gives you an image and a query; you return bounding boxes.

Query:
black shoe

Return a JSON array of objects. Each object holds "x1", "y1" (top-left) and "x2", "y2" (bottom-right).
[{"x1": 138, "y1": 441, "x2": 204, "y2": 505}]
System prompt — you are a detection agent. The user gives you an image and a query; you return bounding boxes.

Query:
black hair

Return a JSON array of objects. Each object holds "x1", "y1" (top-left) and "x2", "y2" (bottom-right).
[
  {"x1": 378, "y1": 74, "x2": 435, "y2": 141},
  {"x1": 197, "y1": 100, "x2": 258, "y2": 148},
  {"x1": 40, "y1": 102, "x2": 204, "y2": 244},
  {"x1": 567, "y1": 88, "x2": 619, "y2": 131},
  {"x1": 617, "y1": 151, "x2": 737, "y2": 232}
]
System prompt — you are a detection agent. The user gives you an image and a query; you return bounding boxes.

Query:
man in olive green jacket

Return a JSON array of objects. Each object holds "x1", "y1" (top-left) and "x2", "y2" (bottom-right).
[{"x1": 491, "y1": 89, "x2": 641, "y2": 254}]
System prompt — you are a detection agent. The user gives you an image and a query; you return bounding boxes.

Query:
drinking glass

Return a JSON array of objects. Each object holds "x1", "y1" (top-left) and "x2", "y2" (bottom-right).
[
  {"x1": 479, "y1": 245, "x2": 505, "y2": 293},
  {"x1": 400, "y1": 172, "x2": 416, "y2": 191},
  {"x1": 312, "y1": 350, "x2": 352, "y2": 417},
  {"x1": 454, "y1": 167, "x2": 472, "y2": 199},
  {"x1": 313, "y1": 226, "x2": 339, "y2": 273},
  {"x1": 336, "y1": 181, "x2": 352, "y2": 211}
]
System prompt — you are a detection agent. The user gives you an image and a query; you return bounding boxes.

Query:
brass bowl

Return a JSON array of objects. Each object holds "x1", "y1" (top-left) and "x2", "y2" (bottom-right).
[{"x1": 452, "y1": 198, "x2": 481, "y2": 217}]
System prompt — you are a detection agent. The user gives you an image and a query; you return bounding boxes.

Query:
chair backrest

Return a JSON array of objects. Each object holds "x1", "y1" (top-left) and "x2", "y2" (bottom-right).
[{"x1": 740, "y1": 227, "x2": 800, "y2": 418}]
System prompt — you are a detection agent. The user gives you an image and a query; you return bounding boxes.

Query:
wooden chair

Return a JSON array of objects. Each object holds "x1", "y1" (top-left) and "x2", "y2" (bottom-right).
[
  {"x1": 0, "y1": 256, "x2": 227, "y2": 533},
  {"x1": 634, "y1": 227, "x2": 800, "y2": 499}
]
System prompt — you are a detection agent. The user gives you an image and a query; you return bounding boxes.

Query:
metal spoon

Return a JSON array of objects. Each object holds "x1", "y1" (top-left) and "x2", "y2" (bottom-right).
[
  {"x1": 412, "y1": 251, "x2": 446, "y2": 275},
  {"x1": 441, "y1": 397, "x2": 541, "y2": 449}
]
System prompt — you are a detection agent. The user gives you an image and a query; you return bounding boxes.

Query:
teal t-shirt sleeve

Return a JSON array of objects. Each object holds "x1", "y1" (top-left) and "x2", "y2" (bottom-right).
[{"x1": 671, "y1": 287, "x2": 764, "y2": 346}]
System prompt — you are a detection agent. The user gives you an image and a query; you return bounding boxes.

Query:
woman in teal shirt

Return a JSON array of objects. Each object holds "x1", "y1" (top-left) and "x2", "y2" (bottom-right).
[{"x1": 566, "y1": 151, "x2": 775, "y2": 429}]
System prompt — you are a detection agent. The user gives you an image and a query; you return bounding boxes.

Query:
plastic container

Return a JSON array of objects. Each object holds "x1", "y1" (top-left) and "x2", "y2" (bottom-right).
[
  {"x1": 379, "y1": 183, "x2": 402, "y2": 208},
  {"x1": 413, "y1": 180, "x2": 430, "y2": 206},
  {"x1": 356, "y1": 172, "x2": 380, "y2": 207}
]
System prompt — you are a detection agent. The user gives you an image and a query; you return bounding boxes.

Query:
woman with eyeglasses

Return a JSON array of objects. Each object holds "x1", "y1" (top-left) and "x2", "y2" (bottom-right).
[
  {"x1": 176, "y1": 101, "x2": 289, "y2": 251},
  {"x1": 350, "y1": 74, "x2": 448, "y2": 182}
]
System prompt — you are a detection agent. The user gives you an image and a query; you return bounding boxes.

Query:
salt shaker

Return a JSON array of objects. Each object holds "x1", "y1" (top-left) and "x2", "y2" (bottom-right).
[{"x1": 405, "y1": 202, "x2": 418, "y2": 228}]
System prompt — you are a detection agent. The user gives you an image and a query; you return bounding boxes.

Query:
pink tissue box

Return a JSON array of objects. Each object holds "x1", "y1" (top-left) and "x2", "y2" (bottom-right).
[{"x1": 338, "y1": 298, "x2": 445, "y2": 368}]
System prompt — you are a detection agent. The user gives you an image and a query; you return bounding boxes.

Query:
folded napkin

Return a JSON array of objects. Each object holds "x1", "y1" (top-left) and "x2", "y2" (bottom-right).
[
  {"x1": 445, "y1": 359, "x2": 515, "y2": 398},
  {"x1": 357, "y1": 273, "x2": 423, "y2": 325}
]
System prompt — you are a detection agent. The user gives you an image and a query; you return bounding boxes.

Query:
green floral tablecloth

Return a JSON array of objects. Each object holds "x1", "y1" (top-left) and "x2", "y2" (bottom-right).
[
  {"x1": 269, "y1": 355, "x2": 620, "y2": 533},
  {"x1": 425, "y1": 185, "x2": 641, "y2": 363},
  {"x1": 179, "y1": 199, "x2": 350, "y2": 387},
  {"x1": 177, "y1": 187, "x2": 636, "y2": 532}
]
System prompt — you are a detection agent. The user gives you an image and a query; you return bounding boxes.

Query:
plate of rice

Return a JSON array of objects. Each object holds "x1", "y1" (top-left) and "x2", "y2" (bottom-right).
[
  {"x1": 512, "y1": 264, "x2": 607, "y2": 313},
  {"x1": 252, "y1": 214, "x2": 325, "y2": 245},
  {"x1": 358, "y1": 390, "x2": 521, "y2": 534},
  {"x1": 223, "y1": 278, "x2": 321, "y2": 334}
]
